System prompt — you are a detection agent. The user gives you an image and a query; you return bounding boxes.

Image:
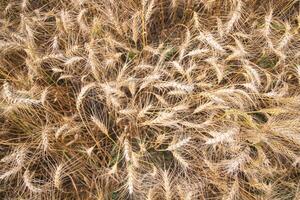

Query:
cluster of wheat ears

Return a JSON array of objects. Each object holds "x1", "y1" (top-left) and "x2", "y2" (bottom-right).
[{"x1": 0, "y1": 0, "x2": 300, "y2": 199}]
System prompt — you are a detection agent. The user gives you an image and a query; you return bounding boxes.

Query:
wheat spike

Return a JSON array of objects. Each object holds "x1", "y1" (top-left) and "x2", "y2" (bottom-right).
[
  {"x1": 179, "y1": 29, "x2": 191, "y2": 61},
  {"x1": 2, "y1": 82, "x2": 41, "y2": 105},
  {"x1": 41, "y1": 129, "x2": 49, "y2": 152},
  {"x1": 54, "y1": 164, "x2": 63, "y2": 189},
  {"x1": 277, "y1": 22, "x2": 293, "y2": 50},
  {"x1": 155, "y1": 81, "x2": 194, "y2": 93},
  {"x1": 124, "y1": 138, "x2": 132, "y2": 162},
  {"x1": 76, "y1": 83, "x2": 98, "y2": 110},
  {"x1": 140, "y1": 73, "x2": 160, "y2": 90},
  {"x1": 145, "y1": 0, "x2": 155, "y2": 23},
  {"x1": 162, "y1": 170, "x2": 172, "y2": 200},
  {"x1": 23, "y1": 170, "x2": 42, "y2": 193},
  {"x1": 225, "y1": 0, "x2": 242, "y2": 34},
  {"x1": 205, "y1": 57, "x2": 224, "y2": 83},
  {"x1": 224, "y1": 179, "x2": 239, "y2": 200},
  {"x1": 167, "y1": 137, "x2": 191, "y2": 151},
  {"x1": 206, "y1": 129, "x2": 237, "y2": 145},
  {"x1": 132, "y1": 12, "x2": 140, "y2": 44},
  {"x1": 172, "y1": 151, "x2": 189, "y2": 169},
  {"x1": 91, "y1": 116, "x2": 109, "y2": 137},
  {"x1": 65, "y1": 56, "x2": 84, "y2": 66},
  {"x1": 0, "y1": 167, "x2": 21, "y2": 180},
  {"x1": 127, "y1": 164, "x2": 134, "y2": 195},
  {"x1": 77, "y1": 9, "x2": 89, "y2": 33},
  {"x1": 137, "y1": 104, "x2": 152, "y2": 118},
  {"x1": 185, "y1": 48, "x2": 209, "y2": 57},
  {"x1": 198, "y1": 32, "x2": 225, "y2": 53}
]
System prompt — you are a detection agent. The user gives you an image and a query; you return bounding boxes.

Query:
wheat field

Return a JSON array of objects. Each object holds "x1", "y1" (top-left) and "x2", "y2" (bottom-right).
[{"x1": 0, "y1": 0, "x2": 300, "y2": 199}]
